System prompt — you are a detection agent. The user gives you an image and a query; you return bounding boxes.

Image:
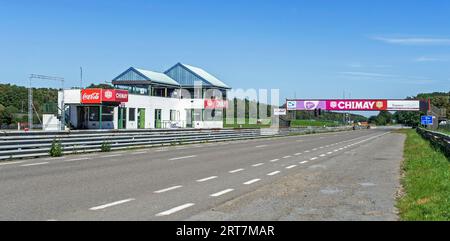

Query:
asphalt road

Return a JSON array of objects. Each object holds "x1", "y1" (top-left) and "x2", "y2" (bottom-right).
[{"x1": 0, "y1": 129, "x2": 403, "y2": 221}]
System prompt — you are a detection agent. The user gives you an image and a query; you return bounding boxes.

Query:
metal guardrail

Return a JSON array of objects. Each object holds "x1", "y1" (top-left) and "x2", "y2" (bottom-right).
[
  {"x1": 0, "y1": 127, "x2": 352, "y2": 160},
  {"x1": 416, "y1": 128, "x2": 450, "y2": 159}
]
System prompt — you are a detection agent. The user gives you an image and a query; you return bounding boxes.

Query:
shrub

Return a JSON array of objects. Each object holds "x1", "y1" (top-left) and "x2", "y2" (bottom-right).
[
  {"x1": 101, "y1": 141, "x2": 111, "y2": 152},
  {"x1": 49, "y1": 139, "x2": 63, "y2": 157}
]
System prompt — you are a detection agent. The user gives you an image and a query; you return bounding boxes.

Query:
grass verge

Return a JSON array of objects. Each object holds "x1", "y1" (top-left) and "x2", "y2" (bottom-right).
[{"x1": 397, "y1": 129, "x2": 450, "y2": 221}]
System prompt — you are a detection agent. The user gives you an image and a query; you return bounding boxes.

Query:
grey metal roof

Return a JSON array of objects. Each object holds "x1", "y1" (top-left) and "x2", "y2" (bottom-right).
[
  {"x1": 134, "y1": 68, "x2": 180, "y2": 86},
  {"x1": 180, "y1": 63, "x2": 230, "y2": 89}
]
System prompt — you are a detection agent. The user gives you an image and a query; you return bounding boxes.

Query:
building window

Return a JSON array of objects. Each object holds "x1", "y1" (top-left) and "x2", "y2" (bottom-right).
[
  {"x1": 102, "y1": 106, "x2": 114, "y2": 122},
  {"x1": 170, "y1": 110, "x2": 179, "y2": 121},
  {"x1": 88, "y1": 107, "x2": 99, "y2": 122},
  {"x1": 129, "y1": 108, "x2": 136, "y2": 121}
]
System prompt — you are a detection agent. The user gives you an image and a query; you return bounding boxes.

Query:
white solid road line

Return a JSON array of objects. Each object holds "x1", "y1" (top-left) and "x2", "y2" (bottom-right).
[
  {"x1": 90, "y1": 198, "x2": 135, "y2": 211},
  {"x1": 255, "y1": 145, "x2": 268, "y2": 148},
  {"x1": 44, "y1": 157, "x2": 65, "y2": 161},
  {"x1": 20, "y1": 162, "x2": 49, "y2": 167},
  {"x1": 0, "y1": 161, "x2": 25, "y2": 166},
  {"x1": 155, "y1": 203, "x2": 195, "y2": 217},
  {"x1": 300, "y1": 161, "x2": 308, "y2": 164},
  {"x1": 210, "y1": 188, "x2": 234, "y2": 197},
  {"x1": 196, "y1": 176, "x2": 218, "y2": 182},
  {"x1": 286, "y1": 165, "x2": 297, "y2": 169},
  {"x1": 154, "y1": 185, "x2": 183, "y2": 194},
  {"x1": 267, "y1": 171, "x2": 281, "y2": 176},
  {"x1": 252, "y1": 163, "x2": 264, "y2": 167},
  {"x1": 310, "y1": 157, "x2": 318, "y2": 160},
  {"x1": 169, "y1": 155, "x2": 197, "y2": 161},
  {"x1": 101, "y1": 154, "x2": 122, "y2": 158},
  {"x1": 244, "y1": 179, "x2": 261, "y2": 185},
  {"x1": 64, "y1": 157, "x2": 90, "y2": 162},
  {"x1": 229, "y1": 168, "x2": 244, "y2": 173}
]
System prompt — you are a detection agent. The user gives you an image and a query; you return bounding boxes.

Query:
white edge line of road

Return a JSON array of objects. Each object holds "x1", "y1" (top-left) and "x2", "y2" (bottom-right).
[
  {"x1": 89, "y1": 198, "x2": 135, "y2": 211},
  {"x1": 0, "y1": 161, "x2": 25, "y2": 166},
  {"x1": 169, "y1": 155, "x2": 197, "y2": 161},
  {"x1": 20, "y1": 162, "x2": 49, "y2": 167},
  {"x1": 155, "y1": 203, "x2": 195, "y2": 217}
]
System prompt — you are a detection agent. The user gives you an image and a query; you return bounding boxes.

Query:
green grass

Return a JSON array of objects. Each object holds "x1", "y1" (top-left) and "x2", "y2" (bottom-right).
[
  {"x1": 397, "y1": 129, "x2": 450, "y2": 221},
  {"x1": 223, "y1": 118, "x2": 271, "y2": 129},
  {"x1": 290, "y1": 119, "x2": 339, "y2": 127}
]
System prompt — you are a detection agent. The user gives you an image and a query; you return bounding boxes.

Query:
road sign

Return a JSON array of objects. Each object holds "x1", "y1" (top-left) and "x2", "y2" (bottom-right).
[
  {"x1": 421, "y1": 116, "x2": 433, "y2": 125},
  {"x1": 274, "y1": 108, "x2": 287, "y2": 116}
]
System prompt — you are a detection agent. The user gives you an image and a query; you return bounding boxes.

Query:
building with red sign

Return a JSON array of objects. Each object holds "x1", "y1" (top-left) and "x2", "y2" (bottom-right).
[{"x1": 59, "y1": 63, "x2": 230, "y2": 130}]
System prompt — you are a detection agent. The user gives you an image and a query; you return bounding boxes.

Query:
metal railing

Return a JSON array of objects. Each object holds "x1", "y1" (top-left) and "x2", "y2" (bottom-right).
[
  {"x1": 416, "y1": 128, "x2": 450, "y2": 159},
  {"x1": 0, "y1": 126, "x2": 353, "y2": 160}
]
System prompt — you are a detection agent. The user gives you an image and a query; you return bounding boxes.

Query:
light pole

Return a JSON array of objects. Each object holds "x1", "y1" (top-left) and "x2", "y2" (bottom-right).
[{"x1": 29, "y1": 74, "x2": 65, "y2": 131}]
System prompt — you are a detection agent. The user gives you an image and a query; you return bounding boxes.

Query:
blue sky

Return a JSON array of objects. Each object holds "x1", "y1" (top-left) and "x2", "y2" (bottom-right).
[{"x1": 1, "y1": 0, "x2": 449, "y2": 104}]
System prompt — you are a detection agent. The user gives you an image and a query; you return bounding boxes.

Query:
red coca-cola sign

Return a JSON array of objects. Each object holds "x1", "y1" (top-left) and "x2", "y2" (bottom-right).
[
  {"x1": 81, "y1": 89, "x2": 129, "y2": 104},
  {"x1": 81, "y1": 89, "x2": 102, "y2": 104}
]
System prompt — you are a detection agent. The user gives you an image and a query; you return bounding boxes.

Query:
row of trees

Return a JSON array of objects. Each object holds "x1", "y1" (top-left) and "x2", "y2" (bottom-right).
[
  {"x1": 368, "y1": 91, "x2": 449, "y2": 126},
  {"x1": 0, "y1": 84, "x2": 59, "y2": 126}
]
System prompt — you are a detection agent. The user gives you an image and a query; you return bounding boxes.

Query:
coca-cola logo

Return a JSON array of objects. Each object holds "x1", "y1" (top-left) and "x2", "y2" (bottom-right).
[{"x1": 82, "y1": 92, "x2": 100, "y2": 100}]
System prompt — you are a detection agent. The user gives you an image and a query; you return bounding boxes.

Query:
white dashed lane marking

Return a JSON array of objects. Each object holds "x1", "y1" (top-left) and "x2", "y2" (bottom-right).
[
  {"x1": 270, "y1": 159, "x2": 279, "y2": 162},
  {"x1": 252, "y1": 163, "x2": 264, "y2": 167},
  {"x1": 255, "y1": 145, "x2": 268, "y2": 148},
  {"x1": 283, "y1": 156, "x2": 291, "y2": 159},
  {"x1": 210, "y1": 189, "x2": 234, "y2": 197},
  {"x1": 155, "y1": 203, "x2": 195, "y2": 217},
  {"x1": 90, "y1": 198, "x2": 135, "y2": 211},
  {"x1": 300, "y1": 161, "x2": 308, "y2": 164},
  {"x1": 196, "y1": 176, "x2": 218, "y2": 182},
  {"x1": 154, "y1": 185, "x2": 183, "y2": 194},
  {"x1": 229, "y1": 168, "x2": 244, "y2": 173},
  {"x1": 243, "y1": 179, "x2": 261, "y2": 185},
  {"x1": 267, "y1": 171, "x2": 281, "y2": 176},
  {"x1": 310, "y1": 157, "x2": 318, "y2": 160},
  {"x1": 286, "y1": 165, "x2": 297, "y2": 169}
]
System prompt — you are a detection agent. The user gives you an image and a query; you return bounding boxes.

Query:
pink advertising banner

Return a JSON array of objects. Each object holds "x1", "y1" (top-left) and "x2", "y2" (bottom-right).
[{"x1": 287, "y1": 99, "x2": 393, "y2": 111}]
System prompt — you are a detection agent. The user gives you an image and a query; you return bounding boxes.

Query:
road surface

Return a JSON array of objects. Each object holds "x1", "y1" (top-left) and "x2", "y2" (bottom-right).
[{"x1": 0, "y1": 129, "x2": 404, "y2": 220}]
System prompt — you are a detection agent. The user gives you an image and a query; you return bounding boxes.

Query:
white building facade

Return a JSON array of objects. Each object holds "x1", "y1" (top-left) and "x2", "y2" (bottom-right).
[{"x1": 59, "y1": 63, "x2": 230, "y2": 130}]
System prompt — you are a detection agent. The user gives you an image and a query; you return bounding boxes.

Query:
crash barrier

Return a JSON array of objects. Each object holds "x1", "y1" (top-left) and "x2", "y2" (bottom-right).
[
  {"x1": 0, "y1": 127, "x2": 352, "y2": 160},
  {"x1": 416, "y1": 128, "x2": 450, "y2": 159}
]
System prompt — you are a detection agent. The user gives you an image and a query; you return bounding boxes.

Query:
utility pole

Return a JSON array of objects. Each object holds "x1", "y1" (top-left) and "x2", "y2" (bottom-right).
[
  {"x1": 80, "y1": 67, "x2": 83, "y2": 89},
  {"x1": 28, "y1": 76, "x2": 33, "y2": 130}
]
